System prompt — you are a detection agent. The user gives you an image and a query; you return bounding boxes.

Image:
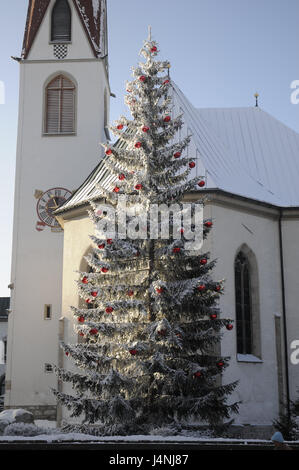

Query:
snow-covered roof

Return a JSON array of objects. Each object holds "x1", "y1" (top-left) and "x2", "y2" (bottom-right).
[
  {"x1": 57, "y1": 80, "x2": 299, "y2": 214},
  {"x1": 22, "y1": 0, "x2": 107, "y2": 59}
]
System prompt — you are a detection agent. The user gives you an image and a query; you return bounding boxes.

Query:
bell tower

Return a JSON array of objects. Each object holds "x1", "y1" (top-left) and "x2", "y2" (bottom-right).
[{"x1": 5, "y1": 0, "x2": 109, "y2": 419}]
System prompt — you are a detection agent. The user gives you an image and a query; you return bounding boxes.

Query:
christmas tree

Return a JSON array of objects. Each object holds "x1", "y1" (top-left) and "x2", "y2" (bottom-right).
[{"x1": 53, "y1": 34, "x2": 239, "y2": 436}]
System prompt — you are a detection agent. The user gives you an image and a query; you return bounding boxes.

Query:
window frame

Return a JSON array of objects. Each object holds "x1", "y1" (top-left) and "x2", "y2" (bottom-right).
[
  {"x1": 43, "y1": 74, "x2": 76, "y2": 136},
  {"x1": 50, "y1": 0, "x2": 72, "y2": 44},
  {"x1": 235, "y1": 251, "x2": 253, "y2": 355}
]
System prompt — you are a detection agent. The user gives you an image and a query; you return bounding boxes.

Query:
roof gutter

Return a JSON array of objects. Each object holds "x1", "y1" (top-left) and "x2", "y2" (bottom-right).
[{"x1": 278, "y1": 208, "x2": 291, "y2": 419}]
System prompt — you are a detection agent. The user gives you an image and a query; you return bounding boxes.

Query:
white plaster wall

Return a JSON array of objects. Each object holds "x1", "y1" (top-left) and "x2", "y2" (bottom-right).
[
  {"x1": 5, "y1": 3, "x2": 109, "y2": 409},
  {"x1": 280, "y1": 218, "x2": 299, "y2": 401},
  {"x1": 207, "y1": 201, "x2": 283, "y2": 424}
]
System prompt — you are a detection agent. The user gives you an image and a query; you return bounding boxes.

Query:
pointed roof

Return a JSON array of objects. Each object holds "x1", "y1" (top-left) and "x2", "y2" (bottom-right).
[
  {"x1": 22, "y1": 0, "x2": 107, "y2": 59},
  {"x1": 56, "y1": 80, "x2": 299, "y2": 214}
]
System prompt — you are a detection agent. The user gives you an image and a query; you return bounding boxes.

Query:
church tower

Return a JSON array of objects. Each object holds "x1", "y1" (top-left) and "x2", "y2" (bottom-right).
[{"x1": 5, "y1": 0, "x2": 109, "y2": 419}]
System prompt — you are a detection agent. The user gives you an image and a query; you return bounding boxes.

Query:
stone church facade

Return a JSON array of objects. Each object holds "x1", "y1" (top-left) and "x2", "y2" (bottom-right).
[{"x1": 5, "y1": 0, "x2": 299, "y2": 434}]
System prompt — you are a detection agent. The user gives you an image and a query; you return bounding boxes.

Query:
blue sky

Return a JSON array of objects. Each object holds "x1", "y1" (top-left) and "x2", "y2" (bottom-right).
[{"x1": 0, "y1": 0, "x2": 299, "y2": 296}]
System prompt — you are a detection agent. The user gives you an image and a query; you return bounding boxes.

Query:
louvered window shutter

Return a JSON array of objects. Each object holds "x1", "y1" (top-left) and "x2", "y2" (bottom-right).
[
  {"x1": 51, "y1": 0, "x2": 72, "y2": 42},
  {"x1": 45, "y1": 75, "x2": 75, "y2": 135}
]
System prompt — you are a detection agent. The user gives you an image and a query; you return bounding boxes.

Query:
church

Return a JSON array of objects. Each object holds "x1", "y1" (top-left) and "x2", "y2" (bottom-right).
[{"x1": 5, "y1": 0, "x2": 299, "y2": 436}]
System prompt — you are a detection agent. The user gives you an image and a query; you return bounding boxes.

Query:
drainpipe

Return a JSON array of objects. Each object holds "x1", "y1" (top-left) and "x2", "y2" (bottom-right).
[{"x1": 278, "y1": 208, "x2": 291, "y2": 419}]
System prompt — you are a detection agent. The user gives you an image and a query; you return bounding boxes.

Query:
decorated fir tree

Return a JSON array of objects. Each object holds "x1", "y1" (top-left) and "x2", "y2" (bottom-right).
[{"x1": 53, "y1": 35, "x2": 239, "y2": 435}]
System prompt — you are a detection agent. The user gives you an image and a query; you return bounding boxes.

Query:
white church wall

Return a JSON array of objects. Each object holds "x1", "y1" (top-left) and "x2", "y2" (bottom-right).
[
  {"x1": 207, "y1": 197, "x2": 283, "y2": 425},
  {"x1": 280, "y1": 216, "x2": 299, "y2": 402}
]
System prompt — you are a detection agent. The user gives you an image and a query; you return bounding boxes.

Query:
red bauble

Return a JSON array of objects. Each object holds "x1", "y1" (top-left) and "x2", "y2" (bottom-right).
[
  {"x1": 65, "y1": 352, "x2": 69, "y2": 356},
  {"x1": 139, "y1": 75, "x2": 146, "y2": 82},
  {"x1": 105, "y1": 306, "x2": 113, "y2": 314},
  {"x1": 194, "y1": 371, "x2": 202, "y2": 378},
  {"x1": 135, "y1": 184, "x2": 142, "y2": 190},
  {"x1": 200, "y1": 258, "x2": 207, "y2": 265},
  {"x1": 204, "y1": 221, "x2": 213, "y2": 228},
  {"x1": 101, "y1": 267, "x2": 109, "y2": 273},
  {"x1": 135, "y1": 142, "x2": 142, "y2": 148},
  {"x1": 174, "y1": 152, "x2": 181, "y2": 158},
  {"x1": 118, "y1": 174, "x2": 125, "y2": 181},
  {"x1": 89, "y1": 328, "x2": 98, "y2": 336},
  {"x1": 98, "y1": 243, "x2": 105, "y2": 249},
  {"x1": 215, "y1": 285, "x2": 221, "y2": 292},
  {"x1": 217, "y1": 361, "x2": 224, "y2": 368},
  {"x1": 173, "y1": 247, "x2": 181, "y2": 253},
  {"x1": 151, "y1": 46, "x2": 157, "y2": 52},
  {"x1": 126, "y1": 89, "x2": 132, "y2": 93},
  {"x1": 105, "y1": 149, "x2": 112, "y2": 155},
  {"x1": 197, "y1": 284, "x2": 206, "y2": 292},
  {"x1": 117, "y1": 124, "x2": 124, "y2": 130},
  {"x1": 180, "y1": 228, "x2": 184, "y2": 234},
  {"x1": 107, "y1": 238, "x2": 113, "y2": 245},
  {"x1": 156, "y1": 287, "x2": 164, "y2": 294},
  {"x1": 189, "y1": 162, "x2": 196, "y2": 168},
  {"x1": 163, "y1": 80, "x2": 170, "y2": 85},
  {"x1": 163, "y1": 116, "x2": 171, "y2": 122},
  {"x1": 129, "y1": 349, "x2": 138, "y2": 356},
  {"x1": 78, "y1": 316, "x2": 85, "y2": 323},
  {"x1": 85, "y1": 298, "x2": 92, "y2": 304},
  {"x1": 82, "y1": 276, "x2": 88, "y2": 284},
  {"x1": 142, "y1": 126, "x2": 149, "y2": 132},
  {"x1": 198, "y1": 180, "x2": 205, "y2": 187},
  {"x1": 79, "y1": 332, "x2": 85, "y2": 337},
  {"x1": 210, "y1": 313, "x2": 217, "y2": 320},
  {"x1": 91, "y1": 291, "x2": 98, "y2": 298},
  {"x1": 158, "y1": 329, "x2": 167, "y2": 336},
  {"x1": 226, "y1": 323, "x2": 233, "y2": 330},
  {"x1": 113, "y1": 186, "x2": 120, "y2": 193},
  {"x1": 127, "y1": 290, "x2": 134, "y2": 297}
]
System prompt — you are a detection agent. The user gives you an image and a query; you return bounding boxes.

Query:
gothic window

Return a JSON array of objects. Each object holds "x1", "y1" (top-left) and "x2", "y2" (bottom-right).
[
  {"x1": 51, "y1": 0, "x2": 72, "y2": 43},
  {"x1": 44, "y1": 74, "x2": 76, "y2": 135},
  {"x1": 235, "y1": 251, "x2": 252, "y2": 354}
]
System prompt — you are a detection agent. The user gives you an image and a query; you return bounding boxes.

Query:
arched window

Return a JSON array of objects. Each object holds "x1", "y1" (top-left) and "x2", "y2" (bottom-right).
[
  {"x1": 44, "y1": 74, "x2": 76, "y2": 135},
  {"x1": 235, "y1": 251, "x2": 253, "y2": 355},
  {"x1": 51, "y1": 0, "x2": 71, "y2": 42}
]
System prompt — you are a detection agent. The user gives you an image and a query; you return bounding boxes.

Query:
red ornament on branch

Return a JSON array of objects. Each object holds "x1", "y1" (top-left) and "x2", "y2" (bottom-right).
[
  {"x1": 98, "y1": 243, "x2": 105, "y2": 249},
  {"x1": 107, "y1": 239, "x2": 113, "y2": 245},
  {"x1": 91, "y1": 291, "x2": 98, "y2": 298},
  {"x1": 226, "y1": 323, "x2": 234, "y2": 330},
  {"x1": 105, "y1": 149, "x2": 112, "y2": 155},
  {"x1": 151, "y1": 46, "x2": 157, "y2": 52},
  {"x1": 198, "y1": 180, "x2": 205, "y2": 187},
  {"x1": 173, "y1": 247, "x2": 181, "y2": 253},
  {"x1": 85, "y1": 298, "x2": 92, "y2": 304},
  {"x1": 89, "y1": 328, "x2": 98, "y2": 336},
  {"x1": 139, "y1": 76, "x2": 146, "y2": 82},
  {"x1": 129, "y1": 349, "x2": 138, "y2": 356},
  {"x1": 142, "y1": 126, "x2": 149, "y2": 132},
  {"x1": 163, "y1": 79, "x2": 170, "y2": 85},
  {"x1": 163, "y1": 116, "x2": 171, "y2": 122},
  {"x1": 217, "y1": 361, "x2": 224, "y2": 368},
  {"x1": 197, "y1": 284, "x2": 206, "y2": 292},
  {"x1": 79, "y1": 332, "x2": 84, "y2": 337},
  {"x1": 135, "y1": 184, "x2": 142, "y2": 190},
  {"x1": 105, "y1": 306, "x2": 113, "y2": 314},
  {"x1": 194, "y1": 371, "x2": 202, "y2": 378},
  {"x1": 204, "y1": 221, "x2": 213, "y2": 228},
  {"x1": 156, "y1": 287, "x2": 164, "y2": 294},
  {"x1": 113, "y1": 186, "x2": 120, "y2": 193},
  {"x1": 101, "y1": 267, "x2": 109, "y2": 273},
  {"x1": 215, "y1": 285, "x2": 221, "y2": 292},
  {"x1": 135, "y1": 142, "x2": 142, "y2": 148},
  {"x1": 117, "y1": 124, "x2": 124, "y2": 130},
  {"x1": 200, "y1": 258, "x2": 207, "y2": 265},
  {"x1": 82, "y1": 276, "x2": 88, "y2": 284},
  {"x1": 118, "y1": 174, "x2": 125, "y2": 181},
  {"x1": 174, "y1": 152, "x2": 181, "y2": 158},
  {"x1": 189, "y1": 162, "x2": 196, "y2": 168},
  {"x1": 210, "y1": 313, "x2": 217, "y2": 320},
  {"x1": 78, "y1": 316, "x2": 85, "y2": 323},
  {"x1": 127, "y1": 290, "x2": 134, "y2": 297}
]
